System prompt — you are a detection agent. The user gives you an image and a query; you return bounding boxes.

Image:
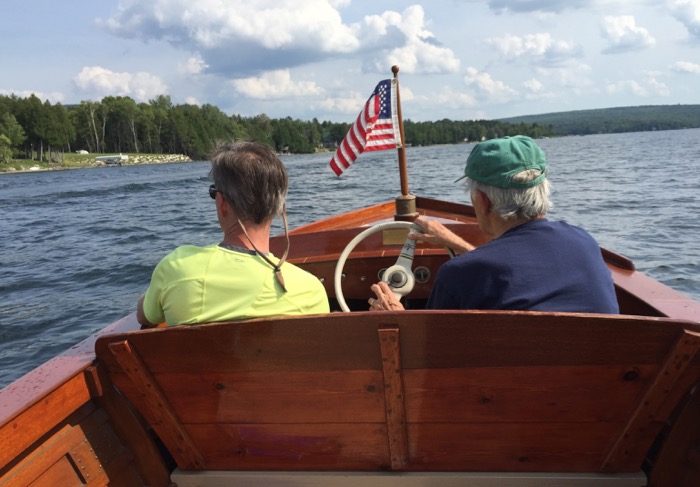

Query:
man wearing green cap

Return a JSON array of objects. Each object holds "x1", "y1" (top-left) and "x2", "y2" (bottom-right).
[{"x1": 370, "y1": 135, "x2": 619, "y2": 313}]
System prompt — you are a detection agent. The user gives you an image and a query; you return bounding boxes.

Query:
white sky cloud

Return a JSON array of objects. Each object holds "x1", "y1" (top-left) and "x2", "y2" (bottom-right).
[
  {"x1": 107, "y1": 0, "x2": 358, "y2": 53},
  {"x1": 523, "y1": 78, "x2": 544, "y2": 93},
  {"x1": 486, "y1": 33, "x2": 581, "y2": 64},
  {"x1": 434, "y1": 87, "x2": 476, "y2": 108},
  {"x1": 73, "y1": 66, "x2": 167, "y2": 101},
  {"x1": 486, "y1": 0, "x2": 592, "y2": 13},
  {"x1": 673, "y1": 60, "x2": 700, "y2": 73},
  {"x1": 105, "y1": 0, "x2": 359, "y2": 75},
  {"x1": 104, "y1": 2, "x2": 458, "y2": 76},
  {"x1": 178, "y1": 55, "x2": 208, "y2": 75},
  {"x1": 601, "y1": 15, "x2": 656, "y2": 53},
  {"x1": 606, "y1": 80, "x2": 647, "y2": 96},
  {"x1": 464, "y1": 67, "x2": 518, "y2": 103},
  {"x1": 535, "y1": 61, "x2": 593, "y2": 88},
  {"x1": 232, "y1": 70, "x2": 323, "y2": 99},
  {"x1": 606, "y1": 74, "x2": 671, "y2": 97},
  {"x1": 522, "y1": 77, "x2": 557, "y2": 100},
  {"x1": 184, "y1": 96, "x2": 201, "y2": 105},
  {"x1": 360, "y1": 6, "x2": 460, "y2": 74},
  {"x1": 318, "y1": 92, "x2": 367, "y2": 114},
  {"x1": 667, "y1": 0, "x2": 700, "y2": 39}
]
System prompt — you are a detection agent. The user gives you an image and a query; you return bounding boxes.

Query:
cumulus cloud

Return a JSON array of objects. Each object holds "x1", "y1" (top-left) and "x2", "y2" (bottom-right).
[
  {"x1": 73, "y1": 66, "x2": 167, "y2": 101},
  {"x1": 606, "y1": 74, "x2": 670, "y2": 97},
  {"x1": 184, "y1": 96, "x2": 201, "y2": 105},
  {"x1": 485, "y1": 33, "x2": 581, "y2": 64},
  {"x1": 317, "y1": 85, "x2": 416, "y2": 116},
  {"x1": 601, "y1": 15, "x2": 656, "y2": 53},
  {"x1": 535, "y1": 61, "x2": 592, "y2": 88},
  {"x1": 104, "y1": 1, "x2": 458, "y2": 76},
  {"x1": 360, "y1": 5, "x2": 460, "y2": 73},
  {"x1": 232, "y1": 70, "x2": 323, "y2": 99},
  {"x1": 178, "y1": 55, "x2": 209, "y2": 75},
  {"x1": 523, "y1": 78, "x2": 543, "y2": 92},
  {"x1": 463, "y1": 67, "x2": 517, "y2": 103},
  {"x1": 106, "y1": 0, "x2": 357, "y2": 52},
  {"x1": 104, "y1": 0, "x2": 358, "y2": 75},
  {"x1": 0, "y1": 89, "x2": 65, "y2": 103},
  {"x1": 318, "y1": 92, "x2": 367, "y2": 114},
  {"x1": 520, "y1": 78, "x2": 557, "y2": 100},
  {"x1": 398, "y1": 86, "x2": 415, "y2": 102},
  {"x1": 672, "y1": 60, "x2": 700, "y2": 73},
  {"x1": 667, "y1": 0, "x2": 700, "y2": 39},
  {"x1": 433, "y1": 87, "x2": 476, "y2": 108},
  {"x1": 486, "y1": 0, "x2": 591, "y2": 13},
  {"x1": 606, "y1": 80, "x2": 647, "y2": 96}
]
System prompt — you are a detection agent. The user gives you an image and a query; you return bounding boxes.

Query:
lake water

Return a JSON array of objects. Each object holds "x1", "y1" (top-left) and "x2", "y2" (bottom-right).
[{"x1": 1, "y1": 129, "x2": 699, "y2": 388}]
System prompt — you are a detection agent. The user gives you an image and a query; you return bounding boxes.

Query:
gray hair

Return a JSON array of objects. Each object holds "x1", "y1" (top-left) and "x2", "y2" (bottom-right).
[
  {"x1": 209, "y1": 141, "x2": 288, "y2": 224},
  {"x1": 467, "y1": 169, "x2": 552, "y2": 220}
]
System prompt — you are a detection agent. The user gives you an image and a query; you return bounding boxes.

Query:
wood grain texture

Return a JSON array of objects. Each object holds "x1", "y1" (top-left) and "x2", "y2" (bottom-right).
[
  {"x1": 187, "y1": 423, "x2": 390, "y2": 470},
  {"x1": 95, "y1": 310, "x2": 700, "y2": 473},
  {"x1": 108, "y1": 340, "x2": 205, "y2": 470},
  {"x1": 87, "y1": 365, "x2": 171, "y2": 486},
  {"x1": 405, "y1": 422, "x2": 623, "y2": 472},
  {"x1": 649, "y1": 386, "x2": 700, "y2": 486},
  {"x1": 0, "y1": 373, "x2": 91, "y2": 470},
  {"x1": 378, "y1": 327, "x2": 409, "y2": 470},
  {"x1": 0, "y1": 407, "x2": 141, "y2": 487},
  {"x1": 110, "y1": 369, "x2": 385, "y2": 424},
  {"x1": 602, "y1": 329, "x2": 700, "y2": 472}
]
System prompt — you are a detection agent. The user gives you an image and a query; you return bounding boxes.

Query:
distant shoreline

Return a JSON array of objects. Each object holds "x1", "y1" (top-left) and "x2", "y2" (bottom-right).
[{"x1": 0, "y1": 153, "x2": 192, "y2": 174}]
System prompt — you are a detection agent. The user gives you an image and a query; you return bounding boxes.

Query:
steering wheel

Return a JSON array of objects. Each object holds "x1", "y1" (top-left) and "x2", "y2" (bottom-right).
[{"x1": 334, "y1": 221, "x2": 419, "y2": 313}]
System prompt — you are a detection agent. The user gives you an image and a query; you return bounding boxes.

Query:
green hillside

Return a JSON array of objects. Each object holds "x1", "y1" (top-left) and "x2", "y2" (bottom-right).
[{"x1": 499, "y1": 105, "x2": 700, "y2": 135}]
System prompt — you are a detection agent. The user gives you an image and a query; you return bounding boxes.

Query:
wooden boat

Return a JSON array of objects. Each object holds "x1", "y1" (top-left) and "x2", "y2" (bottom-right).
[
  {"x1": 1, "y1": 189, "x2": 699, "y2": 486},
  {"x1": 2, "y1": 67, "x2": 699, "y2": 485}
]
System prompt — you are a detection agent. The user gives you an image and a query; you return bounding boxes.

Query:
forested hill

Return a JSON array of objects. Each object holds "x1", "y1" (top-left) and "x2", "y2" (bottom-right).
[{"x1": 499, "y1": 105, "x2": 700, "y2": 135}]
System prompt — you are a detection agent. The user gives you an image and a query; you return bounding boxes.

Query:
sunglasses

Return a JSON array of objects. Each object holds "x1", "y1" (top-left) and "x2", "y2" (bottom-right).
[{"x1": 209, "y1": 184, "x2": 219, "y2": 200}]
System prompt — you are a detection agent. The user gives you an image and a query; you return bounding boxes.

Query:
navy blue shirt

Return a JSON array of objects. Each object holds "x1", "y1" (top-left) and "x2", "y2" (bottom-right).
[{"x1": 427, "y1": 220, "x2": 619, "y2": 313}]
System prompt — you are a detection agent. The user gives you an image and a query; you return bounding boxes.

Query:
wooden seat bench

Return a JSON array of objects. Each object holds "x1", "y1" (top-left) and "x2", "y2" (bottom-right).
[{"x1": 94, "y1": 310, "x2": 700, "y2": 485}]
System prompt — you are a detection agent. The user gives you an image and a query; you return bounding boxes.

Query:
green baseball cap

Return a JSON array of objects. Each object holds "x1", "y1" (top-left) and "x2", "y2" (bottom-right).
[{"x1": 456, "y1": 135, "x2": 547, "y2": 189}]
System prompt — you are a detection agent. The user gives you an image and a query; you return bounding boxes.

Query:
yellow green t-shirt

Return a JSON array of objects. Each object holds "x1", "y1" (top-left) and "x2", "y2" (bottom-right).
[{"x1": 142, "y1": 244, "x2": 329, "y2": 326}]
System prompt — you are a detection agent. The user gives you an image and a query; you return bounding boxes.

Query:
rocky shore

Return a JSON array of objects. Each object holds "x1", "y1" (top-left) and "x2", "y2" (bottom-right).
[
  {"x1": 93, "y1": 154, "x2": 192, "y2": 167},
  {"x1": 1, "y1": 153, "x2": 193, "y2": 173}
]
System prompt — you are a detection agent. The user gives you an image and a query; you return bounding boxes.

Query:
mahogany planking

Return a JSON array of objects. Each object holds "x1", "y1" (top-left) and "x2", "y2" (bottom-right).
[
  {"x1": 109, "y1": 369, "x2": 386, "y2": 424},
  {"x1": 95, "y1": 310, "x2": 700, "y2": 474},
  {"x1": 186, "y1": 423, "x2": 391, "y2": 470},
  {"x1": 405, "y1": 422, "x2": 622, "y2": 472}
]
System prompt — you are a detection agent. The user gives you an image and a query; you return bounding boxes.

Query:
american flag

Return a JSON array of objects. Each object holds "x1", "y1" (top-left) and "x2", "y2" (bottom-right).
[{"x1": 329, "y1": 79, "x2": 402, "y2": 176}]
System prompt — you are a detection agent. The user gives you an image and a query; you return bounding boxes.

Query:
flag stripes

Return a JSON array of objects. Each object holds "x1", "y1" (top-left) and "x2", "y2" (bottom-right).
[{"x1": 329, "y1": 79, "x2": 401, "y2": 176}]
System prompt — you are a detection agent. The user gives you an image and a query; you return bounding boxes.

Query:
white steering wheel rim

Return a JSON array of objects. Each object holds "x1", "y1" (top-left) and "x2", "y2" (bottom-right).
[{"x1": 334, "y1": 221, "x2": 415, "y2": 313}]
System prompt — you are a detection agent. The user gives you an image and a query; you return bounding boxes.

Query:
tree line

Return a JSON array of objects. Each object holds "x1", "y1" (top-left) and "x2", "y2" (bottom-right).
[
  {"x1": 500, "y1": 104, "x2": 700, "y2": 135},
  {"x1": 0, "y1": 93, "x2": 552, "y2": 163}
]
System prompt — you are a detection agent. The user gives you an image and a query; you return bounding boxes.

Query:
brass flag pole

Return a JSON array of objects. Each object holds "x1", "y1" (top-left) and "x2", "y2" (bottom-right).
[{"x1": 391, "y1": 65, "x2": 417, "y2": 221}]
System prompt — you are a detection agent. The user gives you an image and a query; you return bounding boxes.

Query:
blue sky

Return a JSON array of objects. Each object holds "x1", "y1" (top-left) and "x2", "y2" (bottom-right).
[{"x1": 2, "y1": 0, "x2": 699, "y2": 121}]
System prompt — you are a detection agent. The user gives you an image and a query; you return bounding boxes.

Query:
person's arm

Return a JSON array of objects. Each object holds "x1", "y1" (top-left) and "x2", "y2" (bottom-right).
[
  {"x1": 410, "y1": 215, "x2": 475, "y2": 254},
  {"x1": 136, "y1": 294, "x2": 158, "y2": 328},
  {"x1": 368, "y1": 281, "x2": 405, "y2": 311}
]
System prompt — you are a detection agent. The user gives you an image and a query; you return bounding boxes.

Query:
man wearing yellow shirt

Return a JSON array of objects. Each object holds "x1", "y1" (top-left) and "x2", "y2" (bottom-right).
[{"x1": 136, "y1": 142, "x2": 329, "y2": 327}]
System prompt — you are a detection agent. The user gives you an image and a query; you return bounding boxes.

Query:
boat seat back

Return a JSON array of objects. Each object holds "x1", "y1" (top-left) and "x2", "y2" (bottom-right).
[{"x1": 94, "y1": 310, "x2": 700, "y2": 473}]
